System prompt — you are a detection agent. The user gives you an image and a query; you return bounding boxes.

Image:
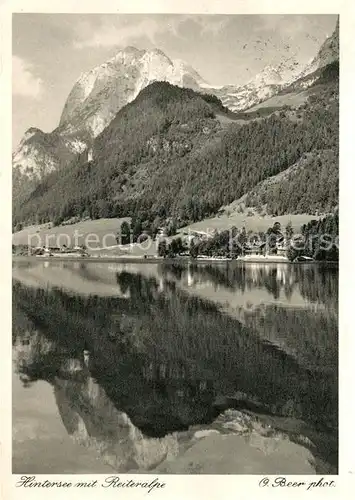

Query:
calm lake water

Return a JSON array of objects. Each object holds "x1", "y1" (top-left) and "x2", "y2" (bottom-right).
[{"x1": 12, "y1": 260, "x2": 338, "y2": 473}]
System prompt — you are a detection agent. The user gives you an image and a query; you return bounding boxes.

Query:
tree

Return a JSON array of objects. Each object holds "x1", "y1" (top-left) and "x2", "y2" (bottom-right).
[
  {"x1": 167, "y1": 219, "x2": 177, "y2": 237},
  {"x1": 168, "y1": 237, "x2": 185, "y2": 257},
  {"x1": 158, "y1": 240, "x2": 167, "y2": 257},
  {"x1": 286, "y1": 246, "x2": 299, "y2": 262},
  {"x1": 96, "y1": 199, "x2": 111, "y2": 218},
  {"x1": 150, "y1": 216, "x2": 162, "y2": 238},
  {"x1": 52, "y1": 216, "x2": 63, "y2": 227},
  {"x1": 236, "y1": 227, "x2": 247, "y2": 254},
  {"x1": 189, "y1": 240, "x2": 199, "y2": 259},
  {"x1": 90, "y1": 202, "x2": 101, "y2": 220},
  {"x1": 131, "y1": 218, "x2": 143, "y2": 242},
  {"x1": 117, "y1": 221, "x2": 131, "y2": 245},
  {"x1": 285, "y1": 221, "x2": 294, "y2": 241}
]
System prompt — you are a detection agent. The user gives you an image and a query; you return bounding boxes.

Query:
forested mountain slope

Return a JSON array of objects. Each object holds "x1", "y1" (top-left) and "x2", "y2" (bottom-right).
[
  {"x1": 13, "y1": 60, "x2": 338, "y2": 231},
  {"x1": 222, "y1": 148, "x2": 338, "y2": 217}
]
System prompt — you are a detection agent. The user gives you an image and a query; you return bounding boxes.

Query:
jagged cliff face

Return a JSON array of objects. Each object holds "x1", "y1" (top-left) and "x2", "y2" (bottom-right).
[
  {"x1": 59, "y1": 47, "x2": 206, "y2": 138},
  {"x1": 57, "y1": 47, "x2": 311, "y2": 136},
  {"x1": 12, "y1": 47, "x2": 206, "y2": 184},
  {"x1": 301, "y1": 18, "x2": 339, "y2": 78},
  {"x1": 315, "y1": 18, "x2": 339, "y2": 67},
  {"x1": 13, "y1": 327, "x2": 179, "y2": 471},
  {"x1": 53, "y1": 372, "x2": 179, "y2": 472},
  {"x1": 215, "y1": 18, "x2": 339, "y2": 112},
  {"x1": 212, "y1": 57, "x2": 305, "y2": 112},
  {"x1": 12, "y1": 126, "x2": 90, "y2": 207},
  {"x1": 13, "y1": 21, "x2": 339, "y2": 190},
  {"x1": 12, "y1": 128, "x2": 85, "y2": 181}
]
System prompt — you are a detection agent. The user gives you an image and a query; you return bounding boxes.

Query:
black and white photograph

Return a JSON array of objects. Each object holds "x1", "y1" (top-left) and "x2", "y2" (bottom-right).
[{"x1": 10, "y1": 11, "x2": 339, "y2": 477}]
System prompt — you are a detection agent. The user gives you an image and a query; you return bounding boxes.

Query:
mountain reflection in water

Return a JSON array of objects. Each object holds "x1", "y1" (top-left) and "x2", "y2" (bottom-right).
[{"x1": 12, "y1": 261, "x2": 338, "y2": 473}]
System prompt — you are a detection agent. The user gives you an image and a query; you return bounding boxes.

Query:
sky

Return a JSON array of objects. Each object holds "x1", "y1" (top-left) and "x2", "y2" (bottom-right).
[{"x1": 12, "y1": 14, "x2": 337, "y2": 146}]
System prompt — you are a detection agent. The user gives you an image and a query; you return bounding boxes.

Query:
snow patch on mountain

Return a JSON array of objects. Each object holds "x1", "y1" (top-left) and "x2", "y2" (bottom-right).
[
  {"x1": 59, "y1": 47, "x2": 206, "y2": 138},
  {"x1": 13, "y1": 142, "x2": 57, "y2": 179},
  {"x1": 13, "y1": 22, "x2": 339, "y2": 192},
  {"x1": 209, "y1": 57, "x2": 307, "y2": 112},
  {"x1": 66, "y1": 139, "x2": 88, "y2": 154}
]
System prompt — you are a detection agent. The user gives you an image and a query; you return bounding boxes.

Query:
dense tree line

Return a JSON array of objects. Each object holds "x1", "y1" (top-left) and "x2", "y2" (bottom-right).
[
  {"x1": 288, "y1": 212, "x2": 339, "y2": 261},
  {"x1": 13, "y1": 73, "x2": 338, "y2": 231},
  {"x1": 244, "y1": 149, "x2": 338, "y2": 216},
  {"x1": 156, "y1": 213, "x2": 338, "y2": 262}
]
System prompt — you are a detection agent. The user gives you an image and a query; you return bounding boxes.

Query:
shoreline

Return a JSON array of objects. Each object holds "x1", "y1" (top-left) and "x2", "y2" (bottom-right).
[{"x1": 12, "y1": 255, "x2": 339, "y2": 265}]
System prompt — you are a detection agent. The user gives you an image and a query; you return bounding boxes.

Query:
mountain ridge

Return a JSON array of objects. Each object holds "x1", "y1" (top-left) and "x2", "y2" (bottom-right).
[
  {"x1": 300, "y1": 18, "x2": 339, "y2": 79},
  {"x1": 13, "y1": 61, "x2": 338, "y2": 231},
  {"x1": 13, "y1": 20, "x2": 338, "y2": 182},
  {"x1": 59, "y1": 46, "x2": 207, "y2": 138},
  {"x1": 13, "y1": 20, "x2": 339, "y2": 231}
]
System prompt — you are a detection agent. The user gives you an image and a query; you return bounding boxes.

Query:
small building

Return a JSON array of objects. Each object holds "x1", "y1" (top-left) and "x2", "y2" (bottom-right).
[
  {"x1": 276, "y1": 238, "x2": 288, "y2": 257},
  {"x1": 43, "y1": 246, "x2": 62, "y2": 256},
  {"x1": 157, "y1": 227, "x2": 168, "y2": 238},
  {"x1": 39, "y1": 246, "x2": 88, "y2": 257},
  {"x1": 243, "y1": 241, "x2": 266, "y2": 256}
]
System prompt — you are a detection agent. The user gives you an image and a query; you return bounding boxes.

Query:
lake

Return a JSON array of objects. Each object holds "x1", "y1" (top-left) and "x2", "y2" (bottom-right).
[{"x1": 12, "y1": 260, "x2": 338, "y2": 474}]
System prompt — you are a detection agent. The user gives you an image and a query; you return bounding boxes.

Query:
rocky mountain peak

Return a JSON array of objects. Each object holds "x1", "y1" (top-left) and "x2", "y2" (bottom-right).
[
  {"x1": 58, "y1": 46, "x2": 205, "y2": 137},
  {"x1": 13, "y1": 26, "x2": 338, "y2": 190},
  {"x1": 301, "y1": 18, "x2": 339, "y2": 78},
  {"x1": 24, "y1": 126, "x2": 43, "y2": 136},
  {"x1": 253, "y1": 65, "x2": 283, "y2": 86},
  {"x1": 121, "y1": 45, "x2": 141, "y2": 54}
]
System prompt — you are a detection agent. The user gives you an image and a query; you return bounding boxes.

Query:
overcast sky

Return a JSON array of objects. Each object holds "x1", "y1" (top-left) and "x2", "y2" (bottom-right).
[{"x1": 12, "y1": 14, "x2": 337, "y2": 146}]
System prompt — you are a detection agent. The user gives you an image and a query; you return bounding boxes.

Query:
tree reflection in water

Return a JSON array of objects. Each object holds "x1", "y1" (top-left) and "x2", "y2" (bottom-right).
[{"x1": 12, "y1": 262, "x2": 338, "y2": 469}]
